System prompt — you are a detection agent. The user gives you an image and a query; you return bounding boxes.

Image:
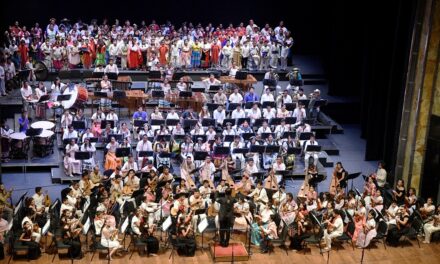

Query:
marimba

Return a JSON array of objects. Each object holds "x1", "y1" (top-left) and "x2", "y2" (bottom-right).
[{"x1": 165, "y1": 92, "x2": 207, "y2": 112}]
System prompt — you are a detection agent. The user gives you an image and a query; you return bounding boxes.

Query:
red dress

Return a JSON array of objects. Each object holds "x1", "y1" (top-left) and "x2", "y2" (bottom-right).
[
  {"x1": 18, "y1": 44, "x2": 29, "y2": 69},
  {"x1": 211, "y1": 44, "x2": 221, "y2": 65},
  {"x1": 128, "y1": 45, "x2": 142, "y2": 69},
  {"x1": 158, "y1": 45, "x2": 169, "y2": 66}
]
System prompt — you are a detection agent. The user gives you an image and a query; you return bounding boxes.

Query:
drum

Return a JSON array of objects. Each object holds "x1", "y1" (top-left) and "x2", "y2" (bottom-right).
[
  {"x1": 34, "y1": 130, "x2": 54, "y2": 157},
  {"x1": 31, "y1": 121, "x2": 55, "y2": 130},
  {"x1": 61, "y1": 84, "x2": 88, "y2": 109},
  {"x1": 10, "y1": 132, "x2": 29, "y2": 159}
]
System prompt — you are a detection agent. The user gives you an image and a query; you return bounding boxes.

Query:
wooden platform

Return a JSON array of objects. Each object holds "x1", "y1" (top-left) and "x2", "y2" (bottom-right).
[{"x1": 210, "y1": 242, "x2": 250, "y2": 262}]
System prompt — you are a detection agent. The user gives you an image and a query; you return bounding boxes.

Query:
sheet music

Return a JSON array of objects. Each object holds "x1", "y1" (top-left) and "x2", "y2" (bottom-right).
[
  {"x1": 82, "y1": 217, "x2": 90, "y2": 235},
  {"x1": 162, "y1": 216, "x2": 172, "y2": 231},
  {"x1": 198, "y1": 218, "x2": 209, "y2": 233},
  {"x1": 120, "y1": 217, "x2": 129, "y2": 234},
  {"x1": 14, "y1": 200, "x2": 22, "y2": 215},
  {"x1": 83, "y1": 199, "x2": 90, "y2": 213},
  {"x1": 42, "y1": 219, "x2": 51, "y2": 235}
]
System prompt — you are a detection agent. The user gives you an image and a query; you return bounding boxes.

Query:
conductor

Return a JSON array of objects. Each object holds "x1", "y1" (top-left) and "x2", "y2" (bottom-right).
[{"x1": 216, "y1": 188, "x2": 235, "y2": 247}]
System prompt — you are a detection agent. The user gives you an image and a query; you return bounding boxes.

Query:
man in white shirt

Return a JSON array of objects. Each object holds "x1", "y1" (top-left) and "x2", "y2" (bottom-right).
[
  {"x1": 293, "y1": 103, "x2": 306, "y2": 125},
  {"x1": 304, "y1": 135, "x2": 319, "y2": 166},
  {"x1": 323, "y1": 209, "x2": 344, "y2": 251},
  {"x1": 136, "y1": 135, "x2": 153, "y2": 165},
  {"x1": 104, "y1": 58, "x2": 119, "y2": 75},
  {"x1": 257, "y1": 121, "x2": 272, "y2": 135},
  {"x1": 31, "y1": 187, "x2": 46, "y2": 211},
  {"x1": 260, "y1": 88, "x2": 274, "y2": 104},
  {"x1": 262, "y1": 105, "x2": 276, "y2": 120},
  {"x1": 231, "y1": 105, "x2": 246, "y2": 119},
  {"x1": 106, "y1": 109, "x2": 119, "y2": 123},
  {"x1": 228, "y1": 88, "x2": 243, "y2": 104},
  {"x1": 20, "y1": 80, "x2": 33, "y2": 108},
  {"x1": 246, "y1": 103, "x2": 262, "y2": 124},
  {"x1": 376, "y1": 161, "x2": 387, "y2": 188},
  {"x1": 204, "y1": 74, "x2": 221, "y2": 89},
  {"x1": 248, "y1": 181, "x2": 268, "y2": 212},
  {"x1": 62, "y1": 125, "x2": 79, "y2": 140},
  {"x1": 121, "y1": 155, "x2": 139, "y2": 175},
  {"x1": 213, "y1": 105, "x2": 226, "y2": 126}
]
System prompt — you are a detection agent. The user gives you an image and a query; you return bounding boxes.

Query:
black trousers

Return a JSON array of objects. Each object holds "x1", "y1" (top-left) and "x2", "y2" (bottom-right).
[{"x1": 219, "y1": 217, "x2": 234, "y2": 246}]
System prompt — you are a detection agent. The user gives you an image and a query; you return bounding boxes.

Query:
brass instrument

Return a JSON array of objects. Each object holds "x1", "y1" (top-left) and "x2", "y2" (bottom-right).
[{"x1": 44, "y1": 190, "x2": 51, "y2": 208}]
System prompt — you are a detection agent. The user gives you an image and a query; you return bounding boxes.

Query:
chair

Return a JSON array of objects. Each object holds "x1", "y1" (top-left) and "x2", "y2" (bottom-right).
[
  {"x1": 370, "y1": 219, "x2": 388, "y2": 249},
  {"x1": 51, "y1": 235, "x2": 72, "y2": 262},
  {"x1": 303, "y1": 225, "x2": 324, "y2": 255},
  {"x1": 270, "y1": 223, "x2": 289, "y2": 255},
  {"x1": 90, "y1": 233, "x2": 110, "y2": 262},
  {"x1": 401, "y1": 217, "x2": 422, "y2": 248},
  {"x1": 8, "y1": 233, "x2": 30, "y2": 264},
  {"x1": 334, "y1": 221, "x2": 355, "y2": 250},
  {"x1": 129, "y1": 232, "x2": 147, "y2": 259}
]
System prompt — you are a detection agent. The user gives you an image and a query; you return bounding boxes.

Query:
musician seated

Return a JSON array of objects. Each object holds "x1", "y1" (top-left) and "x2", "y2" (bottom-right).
[
  {"x1": 262, "y1": 105, "x2": 276, "y2": 120},
  {"x1": 181, "y1": 106, "x2": 199, "y2": 120},
  {"x1": 141, "y1": 160, "x2": 157, "y2": 173},
  {"x1": 80, "y1": 137, "x2": 96, "y2": 169},
  {"x1": 203, "y1": 73, "x2": 221, "y2": 89},
  {"x1": 213, "y1": 88, "x2": 227, "y2": 105},
  {"x1": 158, "y1": 166, "x2": 174, "y2": 184},
  {"x1": 259, "y1": 214, "x2": 279, "y2": 253},
  {"x1": 20, "y1": 210, "x2": 42, "y2": 244},
  {"x1": 277, "y1": 90, "x2": 293, "y2": 107},
  {"x1": 304, "y1": 135, "x2": 319, "y2": 166},
  {"x1": 61, "y1": 110, "x2": 73, "y2": 131},
  {"x1": 260, "y1": 88, "x2": 275, "y2": 105},
  {"x1": 62, "y1": 125, "x2": 79, "y2": 141},
  {"x1": 94, "y1": 64, "x2": 105, "y2": 72},
  {"x1": 176, "y1": 212, "x2": 197, "y2": 256},
  {"x1": 272, "y1": 185, "x2": 287, "y2": 205},
  {"x1": 140, "y1": 196, "x2": 159, "y2": 225},
  {"x1": 121, "y1": 155, "x2": 139, "y2": 176},
  {"x1": 104, "y1": 58, "x2": 119, "y2": 75},
  {"x1": 90, "y1": 165, "x2": 104, "y2": 184},
  {"x1": 101, "y1": 221, "x2": 123, "y2": 260},
  {"x1": 257, "y1": 121, "x2": 272, "y2": 135},
  {"x1": 176, "y1": 78, "x2": 187, "y2": 92},
  {"x1": 190, "y1": 123, "x2": 204, "y2": 136},
  {"x1": 423, "y1": 204, "x2": 440, "y2": 244},
  {"x1": 248, "y1": 181, "x2": 269, "y2": 212},
  {"x1": 60, "y1": 209, "x2": 83, "y2": 259},
  {"x1": 79, "y1": 172, "x2": 96, "y2": 197},
  {"x1": 60, "y1": 197, "x2": 75, "y2": 217},
  {"x1": 118, "y1": 122, "x2": 131, "y2": 144},
  {"x1": 106, "y1": 109, "x2": 119, "y2": 124},
  {"x1": 176, "y1": 179, "x2": 190, "y2": 194},
  {"x1": 132, "y1": 106, "x2": 148, "y2": 121},
  {"x1": 31, "y1": 186, "x2": 49, "y2": 213},
  {"x1": 124, "y1": 169, "x2": 140, "y2": 190},
  {"x1": 322, "y1": 209, "x2": 344, "y2": 252},
  {"x1": 171, "y1": 123, "x2": 185, "y2": 136},
  {"x1": 213, "y1": 105, "x2": 226, "y2": 126},
  {"x1": 420, "y1": 197, "x2": 436, "y2": 219},
  {"x1": 231, "y1": 104, "x2": 246, "y2": 119},
  {"x1": 296, "y1": 121, "x2": 311, "y2": 134},
  {"x1": 189, "y1": 190, "x2": 207, "y2": 230},
  {"x1": 19, "y1": 221, "x2": 41, "y2": 260},
  {"x1": 105, "y1": 137, "x2": 122, "y2": 171},
  {"x1": 166, "y1": 108, "x2": 180, "y2": 121},
  {"x1": 246, "y1": 103, "x2": 262, "y2": 124},
  {"x1": 237, "y1": 120, "x2": 253, "y2": 134}
]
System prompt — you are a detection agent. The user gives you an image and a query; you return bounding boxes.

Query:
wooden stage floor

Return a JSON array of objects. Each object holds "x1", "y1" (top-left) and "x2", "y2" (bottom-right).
[{"x1": 4, "y1": 239, "x2": 440, "y2": 264}]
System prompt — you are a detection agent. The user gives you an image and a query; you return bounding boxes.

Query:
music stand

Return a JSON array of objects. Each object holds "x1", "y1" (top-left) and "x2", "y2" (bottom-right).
[
  {"x1": 235, "y1": 70, "x2": 248, "y2": 80},
  {"x1": 134, "y1": 120, "x2": 148, "y2": 127},
  {"x1": 265, "y1": 145, "x2": 280, "y2": 153},
  {"x1": 138, "y1": 151, "x2": 154, "y2": 158},
  {"x1": 254, "y1": 118, "x2": 268, "y2": 127},
  {"x1": 233, "y1": 148, "x2": 249, "y2": 154},
  {"x1": 262, "y1": 101, "x2": 276, "y2": 108},
  {"x1": 263, "y1": 79, "x2": 277, "y2": 87},
  {"x1": 63, "y1": 138, "x2": 77, "y2": 145},
  {"x1": 206, "y1": 103, "x2": 220, "y2": 112},
  {"x1": 227, "y1": 103, "x2": 241, "y2": 111},
  {"x1": 305, "y1": 145, "x2": 321, "y2": 152},
  {"x1": 179, "y1": 91, "x2": 192, "y2": 98},
  {"x1": 237, "y1": 118, "x2": 251, "y2": 126},
  {"x1": 224, "y1": 135, "x2": 235, "y2": 142},
  {"x1": 115, "y1": 148, "x2": 130, "y2": 157},
  {"x1": 285, "y1": 117, "x2": 297, "y2": 125},
  {"x1": 41, "y1": 219, "x2": 51, "y2": 236},
  {"x1": 183, "y1": 119, "x2": 198, "y2": 129},
  {"x1": 56, "y1": 94, "x2": 72, "y2": 102},
  {"x1": 107, "y1": 134, "x2": 123, "y2": 142},
  {"x1": 38, "y1": 94, "x2": 51, "y2": 103},
  {"x1": 345, "y1": 172, "x2": 362, "y2": 192},
  {"x1": 282, "y1": 132, "x2": 296, "y2": 139},
  {"x1": 260, "y1": 133, "x2": 274, "y2": 140},
  {"x1": 287, "y1": 147, "x2": 302, "y2": 155},
  {"x1": 162, "y1": 216, "x2": 172, "y2": 232},
  {"x1": 192, "y1": 135, "x2": 207, "y2": 143},
  {"x1": 269, "y1": 118, "x2": 283, "y2": 126},
  {"x1": 299, "y1": 132, "x2": 314, "y2": 140},
  {"x1": 312, "y1": 99, "x2": 328, "y2": 108},
  {"x1": 241, "y1": 133, "x2": 255, "y2": 141},
  {"x1": 92, "y1": 72, "x2": 104, "y2": 79},
  {"x1": 149, "y1": 70, "x2": 162, "y2": 79},
  {"x1": 201, "y1": 118, "x2": 216, "y2": 127},
  {"x1": 213, "y1": 146, "x2": 230, "y2": 156},
  {"x1": 222, "y1": 118, "x2": 236, "y2": 127},
  {"x1": 194, "y1": 151, "x2": 209, "y2": 161},
  {"x1": 113, "y1": 90, "x2": 127, "y2": 100},
  {"x1": 251, "y1": 172, "x2": 265, "y2": 182},
  {"x1": 166, "y1": 119, "x2": 180, "y2": 127},
  {"x1": 284, "y1": 103, "x2": 296, "y2": 111},
  {"x1": 244, "y1": 101, "x2": 261, "y2": 109},
  {"x1": 208, "y1": 84, "x2": 222, "y2": 92},
  {"x1": 75, "y1": 151, "x2": 91, "y2": 161},
  {"x1": 298, "y1": 99, "x2": 310, "y2": 108},
  {"x1": 150, "y1": 119, "x2": 165, "y2": 126},
  {"x1": 14, "y1": 191, "x2": 28, "y2": 216},
  {"x1": 93, "y1": 91, "x2": 108, "y2": 98},
  {"x1": 88, "y1": 137, "x2": 98, "y2": 143},
  {"x1": 101, "y1": 120, "x2": 115, "y2": 129},
  {"x1": 156, "y1": 135, "x2": 171, "y2": 142},
  {"x1": 72, "y1": 121, "x2": 86, "y2": 130},
  {"x1": 249, "y1": 145, "x2": 265, "y2": 153},
  {"x1": 107, "y1": 72, "x2": 118, "y2": 80},
  {"x1": 152, "y1": 90, "x2": 165, "y2": 98},
  {"x1": 173, "y1": 134, "x2": 186, "y2": 141},
  {"x1": 198, "y1": 217, "x2": 209, "y2": 251},
  {"x1": 191, "y1": 87, "x2": 205, "y2": 93}
]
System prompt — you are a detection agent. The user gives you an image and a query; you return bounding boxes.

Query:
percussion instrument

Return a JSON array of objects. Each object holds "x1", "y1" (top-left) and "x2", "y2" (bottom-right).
[
  {"x1": 9, "y1": 132, "x2": 29, "y2": 159},
  {"x1": 34, "y1": 130, "x2": 55, "y2": 157},
  {"x1": 31, "y1": 121, "x2": 55, "y2": 130},
  {"x1": 165, "y1": 92, "x2": 206, "y2": 112},
  {"x1": 61, "y1": 84, "x2": 88, "y2": 109}
]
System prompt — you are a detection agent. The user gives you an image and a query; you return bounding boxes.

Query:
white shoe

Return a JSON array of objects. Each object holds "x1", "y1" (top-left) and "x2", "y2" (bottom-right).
[{"x1": 322, "y1": 247, "x2": 330, "y2": 252}]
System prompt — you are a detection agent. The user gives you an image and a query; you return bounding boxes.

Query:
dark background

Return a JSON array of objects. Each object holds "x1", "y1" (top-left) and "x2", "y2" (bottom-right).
[{"x1": 0, "y1": 0, "x2": 418, "y2": 170}]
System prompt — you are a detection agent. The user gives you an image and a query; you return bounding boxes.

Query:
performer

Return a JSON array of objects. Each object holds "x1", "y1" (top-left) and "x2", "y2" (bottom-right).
[
  {"x1": 322, "y1": 209, "x2": 344, "y2": 252},
  {"x1": 101, "y1": 221, "x2": 123, "y2": 260},
  {"x1": 191, "y1": 39, "x2": 202, "y2": 68},
  {"x1": 64, "y1": 139, "x2": 80, "y2": 177},
  {"x1": 216, "y1": 188, "x2": 236, "y2": 247},
  {"x1": 105, "y1": 137, "x2": 122, "y2": 170}
]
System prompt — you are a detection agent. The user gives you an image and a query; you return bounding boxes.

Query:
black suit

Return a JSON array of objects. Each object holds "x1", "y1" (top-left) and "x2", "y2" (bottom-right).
[{"x1": 216, "y1": 195, "x2": 236, "y2": 247}]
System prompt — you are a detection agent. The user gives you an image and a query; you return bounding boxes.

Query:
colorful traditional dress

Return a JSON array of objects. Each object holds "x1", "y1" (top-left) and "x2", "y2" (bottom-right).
[
  {"x1": 95, "y1": 44, "x2": 106, "y2": 66},
  {"x1": 158, "y1": 44, "x2": 169, "y2": 66},
  {"x1": 211, "y1": 43, "x2": 221, "y2": 67},
  {"x1": 191, "y1": 43, "x2": 202, "y2": 68}
]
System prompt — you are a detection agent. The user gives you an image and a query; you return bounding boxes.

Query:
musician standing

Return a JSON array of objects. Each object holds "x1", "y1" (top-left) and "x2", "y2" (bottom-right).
[{"x1": 216, "y1": 188, "x2": 236, "y2": 247}]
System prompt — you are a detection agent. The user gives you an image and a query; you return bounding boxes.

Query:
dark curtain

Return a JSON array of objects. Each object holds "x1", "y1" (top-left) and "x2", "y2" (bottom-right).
[{"x1": 321, "y1": 0, "x2": 417, "y2": 173}]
